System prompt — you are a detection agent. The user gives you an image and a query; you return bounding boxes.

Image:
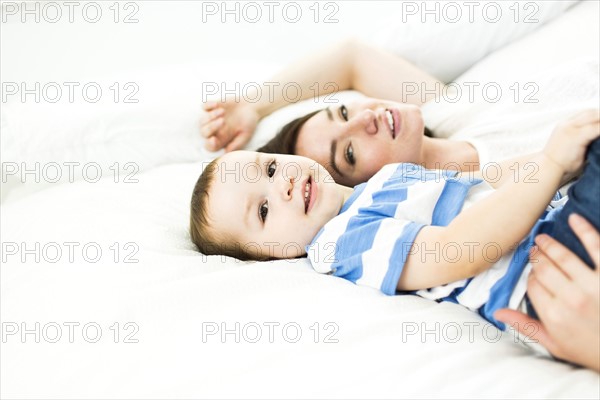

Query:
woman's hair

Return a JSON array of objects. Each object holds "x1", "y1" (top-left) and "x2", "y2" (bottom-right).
[
  {"x1": 258, "y1": 109, "x2": 434, "y2": 155},
  {"x1": 189, "y1": 158, "x2": 265, "y2": 261},
  {"x1": 424, "y1": 126, "x2": 433, "y2": 138},
  {"x1": 257, "y1": 109, "x2": 322, "y2": 155}
]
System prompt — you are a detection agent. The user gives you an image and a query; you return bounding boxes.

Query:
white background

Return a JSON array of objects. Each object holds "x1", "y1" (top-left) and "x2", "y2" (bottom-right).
[{"x1": 1, "y1": 0, "x2": 402, "y2": 83}]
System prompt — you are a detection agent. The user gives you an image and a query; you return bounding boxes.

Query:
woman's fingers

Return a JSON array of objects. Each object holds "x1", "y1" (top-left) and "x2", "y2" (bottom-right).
[
  {"x1": 205, "y1": 135, "x2": 225, "y2": 152},
  {"x1": 494, "y1": 308, "x2": 529, "y2": 330},
  {"x1": 494, "y1": 308, "x2": 559, "y2": 355},
  {"x1": 224, "y1": 131, "x2": 251, "y2": 153},
  {"x1": 200, "y1": 108, "x2": 225, "y2": 128},
  {"x1": 202, "y1": 101, "x2": 218, "y2": 111},
  {"x1": 530, "y1": 245, "x2": 571, "y2": 298},
  {"x1": 205, "y1": 136, "x2": 217, "y2": 152},
  {"x1": 527, "y1": 272, "x2": 555, "y2": 312},
  {"x1": 204, "y1": 129, "x2": 241, "y2": 152},
  {"x1": 534, "y1": 244, "x2": 597, "y2": 313},
  {"x1": 494, "y1": 309, "x2": 535, "y2": 334},
  {"x1": 534, "y1": 234, "x2": 585, "y2": 282},
  {"x1": 527, "y1": 271, "x2": 583, "y2": 357},
  {"x1": 569, "y1": 213, "x2": 600, "y2": 269},
  {"x1": 200, "y1": 117, "x2": 224, "y2": 139}
]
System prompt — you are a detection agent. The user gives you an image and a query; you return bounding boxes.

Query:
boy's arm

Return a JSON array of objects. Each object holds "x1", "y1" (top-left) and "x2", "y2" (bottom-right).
[
  {"x1": 398, "y1": 154, "x2": 563, "y2": 291},
  {"x1": 471, "y1": 152, "x2": 573, "y2": 189},
  {"x1": 397, "y1": 110, "x2": 600, "y2": 291}
]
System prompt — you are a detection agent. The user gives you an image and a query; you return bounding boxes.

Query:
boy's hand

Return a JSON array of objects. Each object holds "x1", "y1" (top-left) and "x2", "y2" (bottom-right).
[
  {"x1": 543, "y1": 109, "x2": 600, "y2": 174},
  {"x1": 200, "y1": 100, "x2": 260, "y2": 152}
]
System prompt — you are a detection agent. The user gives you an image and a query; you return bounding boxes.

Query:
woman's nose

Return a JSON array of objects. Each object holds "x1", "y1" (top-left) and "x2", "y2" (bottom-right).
[{"x1": 341, "y1": 109, "x2": 378, "y2": 137}]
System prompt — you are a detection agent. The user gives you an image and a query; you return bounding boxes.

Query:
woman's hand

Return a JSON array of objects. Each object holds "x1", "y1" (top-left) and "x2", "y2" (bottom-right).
[
  {"x1": 495, "y1": 214, "x2": 600, "y2": 372},
  {"x1": 543, "y1": 109, "x2": 600, "y2": 175},
  {"x1": 200, "y1": 100, "x2": 260, "y2": 152}
]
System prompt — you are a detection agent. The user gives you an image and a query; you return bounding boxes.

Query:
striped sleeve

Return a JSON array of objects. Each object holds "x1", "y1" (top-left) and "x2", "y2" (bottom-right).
[
  {"x1": 332, "y1": 217, "x2": 426, "y2": 295},
  {"x1": 307, "y1": 163, "x2": 482, "y2": 295}
]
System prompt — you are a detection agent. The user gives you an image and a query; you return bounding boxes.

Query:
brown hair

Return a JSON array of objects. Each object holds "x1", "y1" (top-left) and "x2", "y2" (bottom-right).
[
  {"x1": 189, "y1": 158, "x2": 266, "y2": 261},
  {"x1": 190, "y1": 158, "x2": 271, "y2": 261},
  {"x1": 257, "y1": 109, "x2": 322, "y2": 155},
  {"x1": 258, "y1": 109, "x2": 434, "y2": 155}
]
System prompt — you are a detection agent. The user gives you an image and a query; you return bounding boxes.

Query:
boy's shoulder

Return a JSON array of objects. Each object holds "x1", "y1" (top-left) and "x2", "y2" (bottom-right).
[
  {"x1": 336, "y1": 163, "x2": 443, "y2": 220},
  {"x1": 367, "y1": 163, "x2": 460, "y2": 188},
  {"x1": 366, "y1": 162, "x2": 421, "y2": 185}
]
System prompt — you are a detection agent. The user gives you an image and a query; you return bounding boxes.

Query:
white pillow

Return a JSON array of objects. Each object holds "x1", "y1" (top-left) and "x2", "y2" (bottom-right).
[
  {"x1": 419, "y1": 1, "x2": 599, "y2": 165},
  {"x1": 0, "y1": 1, "x2": 578, "y2": 203},
  {"x1": 0, "y1": 61, "x2": 278, "y2": 203},
  {"x1": 0, "y1": 62, "x2": 362, "y2": 203},
  {"x1": 369, "y1": 1, "x2": 579, "y2": 82}
]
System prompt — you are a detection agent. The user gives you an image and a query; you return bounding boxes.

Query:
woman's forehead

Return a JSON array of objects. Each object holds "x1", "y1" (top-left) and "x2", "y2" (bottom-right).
[{"x1": 296, "y1": 112, "x2": 330, "y2": 154}]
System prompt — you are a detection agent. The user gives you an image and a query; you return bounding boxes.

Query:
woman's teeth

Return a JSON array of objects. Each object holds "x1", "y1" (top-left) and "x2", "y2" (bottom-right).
[{"x1": 385, "y1": 109, "x2": 395, "y2": 135}]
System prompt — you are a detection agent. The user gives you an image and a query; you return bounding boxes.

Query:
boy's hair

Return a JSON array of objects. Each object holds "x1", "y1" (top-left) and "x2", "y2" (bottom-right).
[{"x1": 189, "y1": 158, "x2": 266, "y2": 261}]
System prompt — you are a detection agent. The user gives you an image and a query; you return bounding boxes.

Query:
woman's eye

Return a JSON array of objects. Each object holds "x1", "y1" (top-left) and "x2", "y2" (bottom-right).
[
  {"x1": 259, "y1": 201, "x2": 269, "y2": 222},
  {"x1": 340, "y1": 105, "x2": 349, "y2": 121},
  {"x1": 345, "y1": 143, "x2": 355, "y2": 166},
  {"x1": 267, "y1": 160, "x2": 277, "y2": 178}
]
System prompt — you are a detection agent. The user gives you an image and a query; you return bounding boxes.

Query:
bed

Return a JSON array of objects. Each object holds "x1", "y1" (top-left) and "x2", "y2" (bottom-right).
[{"x1": 2, "y1": 1, "x2": 599, "y2": 398}]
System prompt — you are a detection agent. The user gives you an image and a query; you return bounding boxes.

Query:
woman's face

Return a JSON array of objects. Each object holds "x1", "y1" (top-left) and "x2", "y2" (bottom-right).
[{"x1": 295, "y1": 98, "x2": 425, "y2": 187}]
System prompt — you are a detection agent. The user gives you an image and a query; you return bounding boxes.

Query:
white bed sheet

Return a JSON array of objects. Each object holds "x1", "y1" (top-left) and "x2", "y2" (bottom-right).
[
  {"x1": 2, "y1": 162, "x2": 599, "y2": 399},
  {"x1": 2, "y1": 1, "x2": 600, "y2": 398}
]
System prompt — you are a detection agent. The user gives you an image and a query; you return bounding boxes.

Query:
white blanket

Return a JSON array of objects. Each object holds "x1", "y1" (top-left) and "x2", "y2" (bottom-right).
[{"x1": 3, "y1": 162, "x2": 599, "y2": 398}]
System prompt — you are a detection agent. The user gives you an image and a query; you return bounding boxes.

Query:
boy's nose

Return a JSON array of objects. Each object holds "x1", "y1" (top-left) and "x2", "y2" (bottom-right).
[{"x1": 280, "y1": 176, "x2": 294, "y2": 200}]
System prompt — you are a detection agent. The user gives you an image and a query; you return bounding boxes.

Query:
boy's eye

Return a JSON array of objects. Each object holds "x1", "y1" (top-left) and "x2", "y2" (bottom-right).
[
  {"x1": 267, "y1": 160, "x2": 277, "y2": 178},
  {"x1": 345, "y1": 143, "x2": 355, "y2": 166},
  {"x1": 339, "y1": 104, "x2": 348, "y2": 121},
  {"x1": 259, "y1": 201, "x2": 269, "y2": 222}
]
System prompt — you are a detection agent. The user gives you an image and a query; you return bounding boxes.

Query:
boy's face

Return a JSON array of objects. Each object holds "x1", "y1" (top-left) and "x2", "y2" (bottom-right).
[{"x1": 207, "y1": 151, "x2": 346, "y2": 259}]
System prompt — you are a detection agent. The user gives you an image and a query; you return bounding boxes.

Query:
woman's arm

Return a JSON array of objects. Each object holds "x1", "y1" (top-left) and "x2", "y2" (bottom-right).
[
  {"x1": 249, "y1": 38, "x2": 443, "y2": 117},
  {"x1": 397, "y1": 110, "x2": 600, "y2": 291},
  {"x1": 201, "y1": 38, "x2": 443, "y2": 151}
]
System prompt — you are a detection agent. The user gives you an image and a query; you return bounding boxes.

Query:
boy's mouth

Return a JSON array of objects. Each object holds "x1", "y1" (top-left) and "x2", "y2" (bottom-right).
[{"x1": 303, "y1": 175, "x2": 315, "y2": 214}]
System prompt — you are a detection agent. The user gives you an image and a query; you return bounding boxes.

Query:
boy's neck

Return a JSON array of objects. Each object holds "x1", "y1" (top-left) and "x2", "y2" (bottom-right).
[
  {"x1": 421, "y1": 137, "x2": 480, "y2": 171},
  {"x1": 336, "y1": 183, "x2": 354, "y2": 210}
]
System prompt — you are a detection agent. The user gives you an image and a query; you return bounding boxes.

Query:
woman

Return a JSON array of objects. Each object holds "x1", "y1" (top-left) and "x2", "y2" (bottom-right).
[{"x1": 200, "y1": 38, "x2": 479, "y2": 187}]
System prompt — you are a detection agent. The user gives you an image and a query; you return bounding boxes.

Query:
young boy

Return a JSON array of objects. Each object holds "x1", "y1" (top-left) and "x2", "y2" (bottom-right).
[{"x1": 190, "y1": 110, "x2": 599, "y2": 330}]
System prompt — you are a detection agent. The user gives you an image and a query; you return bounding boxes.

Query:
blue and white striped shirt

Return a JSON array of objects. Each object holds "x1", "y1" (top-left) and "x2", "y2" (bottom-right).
[{"x1": 306, "y1": 163, "x2": 563, "y2": 329}]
